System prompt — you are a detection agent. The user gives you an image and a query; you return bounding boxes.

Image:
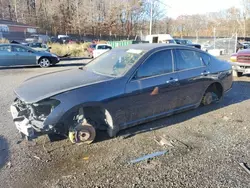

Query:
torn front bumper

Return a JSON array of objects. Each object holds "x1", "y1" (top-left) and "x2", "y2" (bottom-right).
[
  {"x1": 10, "y1": 105, "x2": 36, "y2": 138},
  {"x1": 10, "y1": 98, "x2": 60, "y2": 140}
]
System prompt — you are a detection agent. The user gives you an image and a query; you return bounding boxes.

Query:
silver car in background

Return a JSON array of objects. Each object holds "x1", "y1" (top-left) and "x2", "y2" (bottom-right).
[{"x1": 0, "y1": 44, "x2": 60, "y2": 68}]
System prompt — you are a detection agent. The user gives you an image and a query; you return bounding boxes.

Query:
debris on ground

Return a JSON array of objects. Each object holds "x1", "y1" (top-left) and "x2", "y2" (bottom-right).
[
  {"x1": 6, "y1": 162, "x2": 12, "y2": 169},
  {"x1": 83, "y1": 156, "x2": 89, "y2": 160},
  {"x1": 154, "y1": 136, "x2": 174, "y2": 147},
  {"x1": 129, "y1": 151, "x2": 168, "y2": 164},
  {"x1": 223, "y1": 116, "x2": 230, "y2": 121},
  {"x1": 235, "y1": 119, "x2": 243, "y2": 123},
  {"x1": 33, "y1": 156, "x2": 41, "y2": 160},
  {"x1": 239, "y1": 162, "x2": 250, "y2": 175},
  {"x1": 16, "y1": 140, "x2": 22, "y2": 145}
]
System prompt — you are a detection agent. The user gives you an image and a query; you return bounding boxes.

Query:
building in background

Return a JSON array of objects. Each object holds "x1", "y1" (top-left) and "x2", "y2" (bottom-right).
[{"x1": 0, "y1": 19, "x2": 38, "y2": 42}]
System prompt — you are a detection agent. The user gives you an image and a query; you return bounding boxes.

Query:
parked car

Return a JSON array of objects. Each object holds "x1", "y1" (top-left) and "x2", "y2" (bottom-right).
[
  {"x1": 25, "y1": 34, "x2": 50, "y2": 43},
  {"x1": 27, "y1": 42, "x2": 51, "y2": 52},
  {"x1": 87, "y1": 43, "x2": 97, "y2": 58},
  {"x1": 10, "y1": 44, "x2": 232, "y2": 144},
  {"x1": 145, "y1": 34, "x2": 176, "y2": 44},
  {"x1": 230, "y1": 49, "x2": 250, "y2": 77},
  {"x1": 93, "y1": 44, "x2": 112, "y2": 58},
  {"x1": 175, "y1": 38, "x2": 201, "y2": 49},
  {"x1": 0, "y1": 44, "x2": 60, "y2": 68}
]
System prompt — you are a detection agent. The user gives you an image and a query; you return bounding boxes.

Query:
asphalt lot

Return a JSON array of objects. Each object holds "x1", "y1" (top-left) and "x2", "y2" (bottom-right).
[{"x1": 0, "y1": 57, "x2": 250, "y2": 188}]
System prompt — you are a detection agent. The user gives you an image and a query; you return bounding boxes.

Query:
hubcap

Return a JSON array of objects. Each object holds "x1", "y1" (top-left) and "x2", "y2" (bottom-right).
[{"x1": 40, "y1": 58, "x2": 50, "y2": 67}]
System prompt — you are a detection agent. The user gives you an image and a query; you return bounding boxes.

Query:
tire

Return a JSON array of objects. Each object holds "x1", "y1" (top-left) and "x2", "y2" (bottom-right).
[
  {"x1": 201, "y1": 86, "x2": 221, "y2": 106},
  {"x1": 39, "y1": 57, "x2": 51, "y2": 68},
  {"x1": 107, "y1": 125, "x2": 119, "y2": 138}
]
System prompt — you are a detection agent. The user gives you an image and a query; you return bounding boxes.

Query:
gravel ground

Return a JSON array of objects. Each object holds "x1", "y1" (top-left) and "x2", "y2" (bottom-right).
[{"x1": 0, "y1": 57, "x2": 250, "y2": 188}]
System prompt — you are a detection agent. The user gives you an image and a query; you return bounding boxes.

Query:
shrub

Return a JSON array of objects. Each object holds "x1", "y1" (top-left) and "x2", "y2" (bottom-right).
[
  {"x1": 49, "y1": 43, "x2": 90, "y2": 57},
  {"x1": 0, "y1": 38, "x2": 9, "y2": 44}
]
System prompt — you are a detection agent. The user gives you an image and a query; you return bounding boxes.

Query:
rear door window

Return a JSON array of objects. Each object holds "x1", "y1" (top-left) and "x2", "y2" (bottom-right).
[
  {"x1": 199, "y1": 53, "x2": 211, "y2": 66},
  {"x1": 136, "y1": 50, "x2": 173, "y2": 79},
  {"x1": 12, "y1": 46, "x2": 28, "y2": 52},
  {"x1": 0, "y1": 45, "x2": 11, "y2": 52},
  {"x1": 175, "y1": 49, "x2": 203, "y2": 71}
]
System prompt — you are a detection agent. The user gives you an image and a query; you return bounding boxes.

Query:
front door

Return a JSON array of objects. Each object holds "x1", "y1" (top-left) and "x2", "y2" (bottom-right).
[
  {"x1": 124, "y1": 49, "x2": 180, "y2": 126},
  {"x1": 173, "y1": 49, "x2": 210, "y2": 108},
  {"x1": 0, "y1": 45, "x2": 15, "y2": 66},
  {"x1": 12, "y1": 45, "x2": 36, "y2": 65}
]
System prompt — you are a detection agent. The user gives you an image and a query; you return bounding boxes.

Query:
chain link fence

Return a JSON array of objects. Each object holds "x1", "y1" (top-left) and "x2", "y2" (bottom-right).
[{"x1": 197, "y1": 35, "x2": 237, "y2": 56}]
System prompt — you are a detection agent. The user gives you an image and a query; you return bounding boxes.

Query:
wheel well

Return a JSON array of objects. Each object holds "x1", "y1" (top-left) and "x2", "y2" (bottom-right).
[
  {"x1": 60, "y1": 105, "x2": 114, "y2": 134},
  {"x1": 206, "y1": 82, "x2": 223, "y2": 99},
  {"x1": 82, "y1": 106, "x2": 114, "y2": 131},
  {"x1": 38, "y1": 56, "x2": 51, "y2": 64}
]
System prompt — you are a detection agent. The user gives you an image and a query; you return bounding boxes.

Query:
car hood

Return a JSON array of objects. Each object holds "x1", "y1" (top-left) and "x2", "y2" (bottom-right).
[
  {"x1": 34, "y1": 50, "x2": 51, "y2": 55},
  {"x1": 14, "y1": 68, "x2": 113, "y2": 103},
  {"x1": 237, "y1": 49, "x2": 250, "y2": 56},
  {"x1": 32, "y1": 47, "x2": 48, "y2": 51}
]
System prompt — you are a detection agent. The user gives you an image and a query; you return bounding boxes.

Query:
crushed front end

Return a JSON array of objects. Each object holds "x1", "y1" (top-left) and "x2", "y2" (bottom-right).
[{"x1": 10, "y1": 98, "x2": 60, "y2": 140}]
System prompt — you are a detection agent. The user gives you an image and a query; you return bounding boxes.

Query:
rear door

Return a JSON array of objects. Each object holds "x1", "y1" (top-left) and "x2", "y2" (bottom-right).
[
  {"x1": 173, "y1": 49, "x2": 210, "y2": 108},
  {"x1": 0, "y1": 45, "x2": 15, "y2": 66},
  {"x1": 125, "y1": 49, "x2": 180, "y2": 124},
  {"x1": 11, "y1": 45, "x2": 36, "y2": 65}
]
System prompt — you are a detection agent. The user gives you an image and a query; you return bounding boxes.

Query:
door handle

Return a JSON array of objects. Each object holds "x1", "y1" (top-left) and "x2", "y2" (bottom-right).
[
  {"x1": 166, "y1": 78, "x2": 178, "y2": 83},
  {"x1": 201, "y1": 71, "x2": 210, "y2": 76}
]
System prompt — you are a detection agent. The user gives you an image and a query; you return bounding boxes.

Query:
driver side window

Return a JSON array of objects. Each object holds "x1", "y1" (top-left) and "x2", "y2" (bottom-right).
[
  {"x1": 135, "y1": 50, "x2": 173, "y2": 79},
  {"x1": 12, "y1": 46, "x2": 28, "y2": 52}
]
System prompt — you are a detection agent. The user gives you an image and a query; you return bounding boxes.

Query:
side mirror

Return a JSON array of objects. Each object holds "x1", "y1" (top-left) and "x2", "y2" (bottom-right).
[
  {"x1": 28, "y1": 50, "x2": 33, "y2": 53},
  {"x1": 48, "y1": 47, "x2": 52, "y2": 49}
]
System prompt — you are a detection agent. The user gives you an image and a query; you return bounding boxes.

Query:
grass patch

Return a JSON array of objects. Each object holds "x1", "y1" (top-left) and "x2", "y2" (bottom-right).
[{"x1": 49, "y1": 43, "x2": 91, "y2": 57}]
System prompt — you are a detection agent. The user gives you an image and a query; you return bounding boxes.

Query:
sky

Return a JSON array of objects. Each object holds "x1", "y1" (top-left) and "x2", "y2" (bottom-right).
[{"x1": 164, "y1": 0, "x2": 241, "y2": 18}]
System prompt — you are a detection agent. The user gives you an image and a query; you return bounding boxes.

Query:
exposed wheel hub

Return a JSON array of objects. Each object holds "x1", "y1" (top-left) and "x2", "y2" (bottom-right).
[{"x1": 69, "y1": 123, "x2": 96, "y2": 144}]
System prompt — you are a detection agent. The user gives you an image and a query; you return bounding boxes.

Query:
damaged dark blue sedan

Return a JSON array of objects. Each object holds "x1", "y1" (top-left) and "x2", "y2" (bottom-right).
[{"x1": 10, "y1": 44, "x2": 232, "y2": 144}]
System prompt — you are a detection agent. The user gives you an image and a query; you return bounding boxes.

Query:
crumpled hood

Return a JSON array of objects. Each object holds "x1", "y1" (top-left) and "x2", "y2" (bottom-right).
[{"x1": 14, "y1": 68, "x2": 112, "y2": 103}]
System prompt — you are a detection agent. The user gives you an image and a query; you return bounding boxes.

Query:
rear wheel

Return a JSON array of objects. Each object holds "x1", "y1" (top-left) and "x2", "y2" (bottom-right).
[
  {"x1": 201, "y1": 84, "x2": 222, "y2": 106},
  {"x1": 39, "y1": 57, "x2": 51, "y2": 68}
]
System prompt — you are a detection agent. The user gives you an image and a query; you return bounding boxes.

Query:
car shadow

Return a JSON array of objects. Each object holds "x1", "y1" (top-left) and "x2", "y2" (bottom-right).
[
  {"x1": 54, "y1": 63, "x2": 87, "y2": 67},
  {"x1": 60, "y1": 57, "x2": 91, "y2": 61},
  {"x1": 0, "y1": 136, "x2": 9, "y2": 169},
  {"x1": 0, "y1": 63, "x2": 87, "y2": 70},
  {"x1": 95, "y1": 80, "x2": 250, "y2": 142}
]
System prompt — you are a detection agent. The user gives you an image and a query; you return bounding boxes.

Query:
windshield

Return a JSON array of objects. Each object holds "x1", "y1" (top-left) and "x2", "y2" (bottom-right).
[
  {"x1": 29, "y1": 43, "x2": 44, "y2": 48},
  {"x1": 85, "y1": 49, "x2": 146, "y2": 77}
]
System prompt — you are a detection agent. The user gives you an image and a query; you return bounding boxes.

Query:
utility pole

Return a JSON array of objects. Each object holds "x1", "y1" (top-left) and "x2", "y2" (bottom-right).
[
  {"x1": 149, "y1": 0, "x2": 153, "y2": 35},
  {"x1": 149, "y1": 0, "x2": 171, "y2": 35},
  {"x1": 213, "y1": 27, "x2": 216, "y2": 49}
]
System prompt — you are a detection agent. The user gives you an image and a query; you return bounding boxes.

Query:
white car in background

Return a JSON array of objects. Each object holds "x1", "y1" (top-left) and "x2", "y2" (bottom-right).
[{"x1": 93, "y1": 44, "x2": 112, "y2": 58}]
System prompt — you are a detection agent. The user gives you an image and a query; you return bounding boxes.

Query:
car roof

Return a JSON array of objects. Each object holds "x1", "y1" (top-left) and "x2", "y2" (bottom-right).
[
  {"x1": 117, "y1": 43, "x2": 186, "y2": 50},
  {"x1": 0, "y1": 43, "x2": 24, "y2": 46}
]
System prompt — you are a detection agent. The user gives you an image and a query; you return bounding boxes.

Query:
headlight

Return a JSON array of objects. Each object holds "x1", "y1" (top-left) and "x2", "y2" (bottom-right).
[{"x1": 230, "y1": 56, "x2": 237, "y2": 62}]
